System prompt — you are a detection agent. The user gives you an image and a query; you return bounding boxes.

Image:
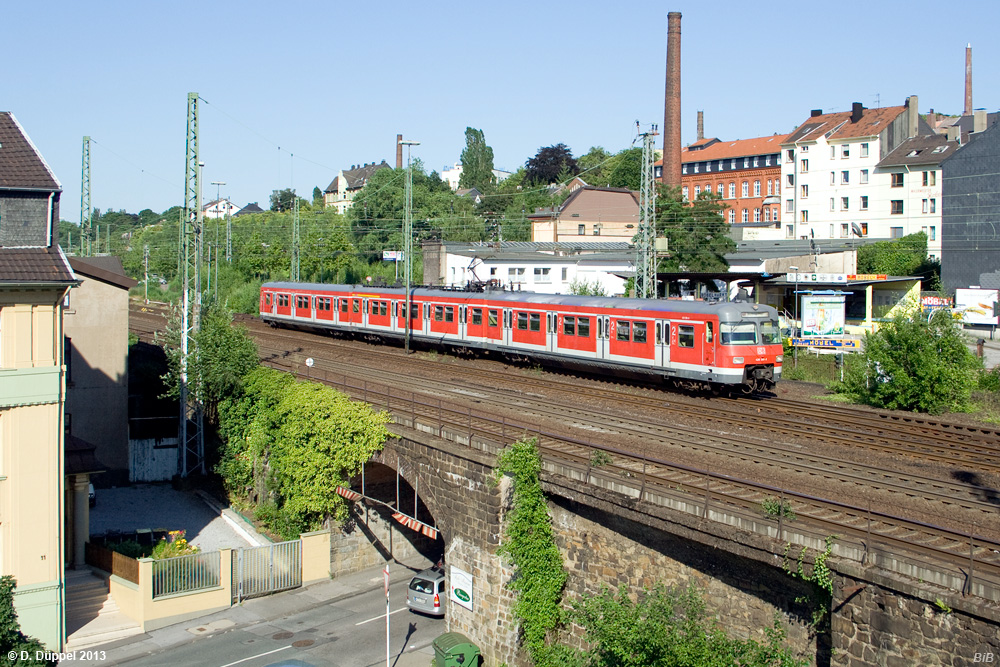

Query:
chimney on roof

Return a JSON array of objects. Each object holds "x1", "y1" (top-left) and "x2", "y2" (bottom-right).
[
  {"x1": 946, "y1": 125, "x2": 960, "y2": 143},
  {"x1": 906, "y1": 95, "x2": 919, "y2": 137},
  {"x1": 396, "y1": 134, "x2": 403, "y2": 169},
  {"x1": 851, "y1": 102, "x2": 863, "y2": 123},
  {"x1": 974, "y1": 108, "x2": 987, "y2": 133},
  {"x1": 964, "y1": 44, "x2": 973, "y2": 116},
  {"x1": 697, "y1": 110, "x2": 704, "y2": 141},
  {"x1": 661, "y1": 11, "x2": 682, "y2": 189},
  {"x1": 810, "y1": 109, "x2": 823, "y2": 117}
]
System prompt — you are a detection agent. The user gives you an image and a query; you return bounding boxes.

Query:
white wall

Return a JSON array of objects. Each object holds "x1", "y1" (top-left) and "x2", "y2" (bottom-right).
[{"x1": 443, "y1": 254, "x2": 629, "y2": 295}]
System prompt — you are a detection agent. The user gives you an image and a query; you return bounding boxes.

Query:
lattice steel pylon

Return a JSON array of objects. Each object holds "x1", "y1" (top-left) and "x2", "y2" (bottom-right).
[
  {"x1": 179, "y1": 92, "x2": 205, "y2": 476},
  {"x1": 290, "y1": 192, "x2": 300, "y2": 281},
  {"x1": 80, "y1": 136, "x2": 92, "y2": 256},
  {"x1": 635, "y1": 125, "x2": 659, "y2": 298}
]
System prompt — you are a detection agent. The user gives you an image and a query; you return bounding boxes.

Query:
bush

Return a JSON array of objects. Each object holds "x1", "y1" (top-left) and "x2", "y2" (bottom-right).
[
  {"x1": 151, "y1": 530, "x2": 199, "y2": 560},
  {"x1": 108, "y1": 540, "x2": 149, "y2": 559},
  {"x1": 837, "y1": 312, "x2": 982, "y2": 414},
  {"x1": 0, "y1": 576, "x2": 54, "y2": 666}
]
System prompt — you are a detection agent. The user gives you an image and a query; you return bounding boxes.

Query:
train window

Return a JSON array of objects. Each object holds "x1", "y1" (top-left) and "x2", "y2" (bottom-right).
[
  {"x1": 633, "y1": 322, "x2": 647, "y2": 344},
  {"x1": 616, "y1": 320, "x2": 630, "y2": 341},
  {"x1": 370, "y1": 300, "x2": 377, "y2": 315},
  {"x1": 341, "y1": 299, "x2": 348, "y2": 313},
  {"x1": 411, "y1": 304, "x2": 420, "y2": 319},
  {"x1": 577, "y1": 317, "x2": 590, "y2": 338},
  {"x1": 678, "y1": 325, "x2": 695, "y2": 348},
  {"x1": 488, "y1": 310, "x2": 498, "y2": 327},
  {"x1": 472, "y1": 308, "x2": 483, "y2": 325},
  {"x1": 597, "y1": 318, "x2": 603, "y2": 338},
  {"x1": 425, "y1": 304, "x2": 430, "y2": 319},
  {"x1": 529, "y1": 313, "x2": 541, "y2": 332},
  {"x1": 721, "y1": 322, "x2": 758, "y2": 345},
  {"x1": 655, "y1": 322, "x2": 662, "y2": 344},
  {"x1": 265, "y1": 293, "x2": 272, "y2": 306},
  {"x1": 706, "y1": 322, "x2": 714, "y2": 343},
  {"x1": 517, "y1": 312, "x2": 528, "y2": 330},
  {"x1": 563, "y1": 316, "x2": 576, "y2": 336},
  {"x1": 353, "y1": 299, "x2": 360, "y2": 313},
  {"x1": 278, "y1": 294, "x2": 289, "y2": 307},
  {"x1": 445, "y1": 306, "x2": 454, "y2": 323},
  {"x1": 760, "y1": 321, "x2": 781, "y2": 344},
  {"x1": 435, "y1": 305, "x2": 444, "y2": 322},
  {"x1": 380, "y1": 302, "x2": 387, "y2": 316}
]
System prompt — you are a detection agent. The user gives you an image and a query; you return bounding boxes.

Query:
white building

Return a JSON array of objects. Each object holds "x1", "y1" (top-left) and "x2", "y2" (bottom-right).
[
  {"x1": 202, "y1": 198, "x2": 240, "y2": 219},
  {"x1": 440, "y1": 163, "x2": 512, "y2": 191},
  {"x1": 781, "y1": 97, "x2": 936, "y2": 249}
]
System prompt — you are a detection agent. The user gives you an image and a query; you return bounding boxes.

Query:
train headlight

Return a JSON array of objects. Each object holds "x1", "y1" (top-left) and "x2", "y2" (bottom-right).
[
  {"x1": 776, "y1": 355, "x2": 783, "y2": 363},
  {"x1": 733, "y1": 357, "x2": 744, "y2": 364}
]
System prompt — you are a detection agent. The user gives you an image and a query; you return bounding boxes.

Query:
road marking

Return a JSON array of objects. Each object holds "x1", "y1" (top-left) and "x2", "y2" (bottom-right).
[
  {"x1": 355, "y1": 608, "x2": 407, "y2": 626},
  {"x1": 220, "y1": 645, "x2": 292, "y2": 667}
]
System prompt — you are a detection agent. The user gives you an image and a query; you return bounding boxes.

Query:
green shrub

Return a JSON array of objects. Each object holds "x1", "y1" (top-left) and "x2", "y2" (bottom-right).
[{"x1": 0, "y1": 576, "x2": 54, "y2": 666}]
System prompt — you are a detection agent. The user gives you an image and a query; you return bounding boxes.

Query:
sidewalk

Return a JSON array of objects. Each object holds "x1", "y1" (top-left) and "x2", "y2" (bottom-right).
[{"x1": 72, "y1": 558, "x2": 439, "y2": 667}]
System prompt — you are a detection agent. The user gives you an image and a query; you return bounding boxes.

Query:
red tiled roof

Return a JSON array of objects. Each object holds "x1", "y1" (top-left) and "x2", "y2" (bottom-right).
[
  {"x1": 784, "y1": 106, "x2": 907, "y2": 144},
  {"x1": 654, "y1": 134, "x2": 789, "y2": 166},
  {"x1": 0, "y1": 246, "x2": 76, "y2": 284},
  {"x1": 0, "y1": 112, "x2": 61, "y2": 191}
]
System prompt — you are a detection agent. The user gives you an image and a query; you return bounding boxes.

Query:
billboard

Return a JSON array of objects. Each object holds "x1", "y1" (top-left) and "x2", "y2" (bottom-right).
[
  {"x1": 801, "y1": 294, "x2": 846, "y2": 337},
  {"x1": 450, "y1": 565, "x2": 473, "y2": 611},
  {"x1": 955, "y1": 288, "x2": 999, "y2": 325}
]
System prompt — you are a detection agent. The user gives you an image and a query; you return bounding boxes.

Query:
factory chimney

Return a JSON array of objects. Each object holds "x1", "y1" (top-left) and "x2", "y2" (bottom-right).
[
  {"x1": 964, "y1": 44, "x2": 973, "y2": 116},
  {"x1": 661, "y1": 11, "x2": 682, "y2": 188},
  {"x1": 396, "y1": 134, "x2": 403, "y2": 169},
  {"x1": 697, "y1": 111, "x2": 704, "y2": 141}
]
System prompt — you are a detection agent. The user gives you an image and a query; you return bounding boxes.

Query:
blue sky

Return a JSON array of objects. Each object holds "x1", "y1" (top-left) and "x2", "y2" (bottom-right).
[{"x1": 4, "y1": 0, "x2": 998, "y2": 219}]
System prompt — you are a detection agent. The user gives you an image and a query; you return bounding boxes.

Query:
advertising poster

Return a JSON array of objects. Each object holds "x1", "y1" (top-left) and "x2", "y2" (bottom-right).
[
  {"x1": 801, "y1": 295, "x2": 846, "y2": 337},
  {"x1": 920, "y1": 295, "x2": 952, "y2": 313},
  {"x1": 955, "y1": 289, "x2": 999, "y2": 325},
  {"x1": 450, "y1": 565, "x2": 474, "y2": 611}
]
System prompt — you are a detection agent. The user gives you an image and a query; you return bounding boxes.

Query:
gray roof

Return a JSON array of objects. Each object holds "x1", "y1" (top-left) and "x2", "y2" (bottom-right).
[
  {"x1": 441, "y1": 241, "x2": 632, "y2": 253},
  {"x1": 324, "y1": 161, "x2": 391, "y2": 193},
  {"x1": 0, "y1": 246, "x2": 76, "y2": 284},
  {"x1": 0, "y1": 112, "x2": 60, "y2": 191},
  {"x1": 727, "y1": 238, "x2": 885, "y2": 261},
  {"x1": 877, "y1": 135, "x2": 961, "y2": 168}
]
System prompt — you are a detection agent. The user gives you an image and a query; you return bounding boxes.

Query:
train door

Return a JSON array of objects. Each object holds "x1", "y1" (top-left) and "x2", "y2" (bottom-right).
[
  {"x1": 595, "y1": 314, "x2": 610, "y2": 359},
  {"x1": 423, "y1": 303, "x2": 431, "y2": 337},
  {"x1": 704, "y1": 321, "x2": 716, "y2": 367},
  {"x1": 655, "y1": 320, "x2": 671, "y2": 366},
  {"x1": 503, "y1": 308, "x2": 513, "y2": 347},
  {"x1": 546, "y1": 312, "x2": 557, "y2": 352},
  {"x1": 458, "y1": 305, "x2": 467, "y2": 341}
]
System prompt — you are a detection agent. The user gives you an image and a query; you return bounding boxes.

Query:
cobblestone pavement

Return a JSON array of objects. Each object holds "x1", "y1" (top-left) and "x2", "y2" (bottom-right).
[{"x1": 89, "y1": 484, "x2": 256, "y2": 552}]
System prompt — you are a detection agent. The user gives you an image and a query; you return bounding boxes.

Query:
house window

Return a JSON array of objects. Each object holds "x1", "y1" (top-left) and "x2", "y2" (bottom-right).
[
  {"x1": 774, "y1": 180, "x2": 780, "y2": 194},
  {"x1": 743, "y1": 157, "x2": 749, "y2": 168},
  {"x1": 753, "y1": 208, "x2": 761, "y2": 222},
  {"x1": 923, "y1": 171, "x2": 936, "y2": 186},
  {"x1": 860, "y1": 223, "x2": 868, "y2": 236},
  {"x1": 753, "y1": 180, "x2": 761, "y2": 196},
  {"x1": 694, "y1": 185, "x2": 701, "y2": 197},
  {"x1": 841, "y1": 223, "x2": 849, "y2": 237},
  {"x1": 693, "y1": 163, "x2": 699, "y2": 173},
  {"x1": 829, "y1": 198, "x2": 835, "y2": 212},
  {"x1": 742, "y1": 181, "x2": 749, "y2": 197},
  {"x1": 562, "y1": 267, "x2": 568, "y2": 280},
  {"x1": 800, "y1": 210, "x2": 809, "y2": 222},
  {"x1": 592, "y1": 224, "x2": 600, "y2": 236},
  {"x1": 841, "y1": 171, "x2": 849, "y2": 184},
  {"x1": 728, "y1": 182, "x2": 736, "y2": 198},
  {"x1": 785, "y1": 149, "x2": 794, "y2": 163},
  {"x1": 930, "y1": 226, "x2": 936, "y2": 240},
  {"x1": 728, "y1": 209, "x2": 735, "y2": 223},
  {"x1": 681, "y1": 186, "x2": 689, "y2": 200},
  {"x1": 742, "y1": 209, "x2": 749, "y2": 223},
  {"x1": 860, "y1": 196, "x2": 868, "y2": 210},
  {"x1": 753, "y1": 156, "x2": 759, "y2": 167},
  {"x1": 800, "y1": 159, "x2": 809, "y2": 173},
  {"x1": 891, "y1": 200, "x2": 903, "y2": 214},
  {"x1": 800, "y1": 184, "x2": 808, "y2": 198},
  {"x1": 841, "y1": 197, "x2": 849, "y2": 211},
  {"x1": 731, "y1": 159, "x2": 737, "y2": 169},
  {"x1": 765, "y1": 155, "x2": 771, "y2": 166},
  {"x1": 705, "y1": 162, "x2": 711, "y2": 172},
  {"x1": 786, "y1": 224, "x2": 794, "y2": 238},
  {"x1": 801, "y1": 145, "x2": 809, "y2": 152},
  {"x1": 890, "y1": 227, "x2": 904, "y2": 238},
  {"x1": 508, "y1": 267, "x2": 526, "y2": 282},
  {"x1": 891, "y1": 173, "x2": 904, "y2": 187},
  {"x1": 767, "y1": 180, "x2": 773, "y2": 196},
  {"x1": 772, "y1": 206, "x2": 779, "y2": 221},
  {"x1": 578, "y1": 223, "x2": 586, "y2": 235},
  {"x1": 930, "y1": 199, "x2": 936, "y2": 213},
  {"x1": 841, "y1": 145, "x2": 850, "y2": 158},
  {"x1": 860, "y1": 143, "x2": 869, "y2": 158},
  {"x1": 830, "y1": 224, "x2": 835, "y2": 238},
  {"x1": 534, "y1": 267, "x2": 551, "y2": 282},
  {"x1": 682, "y1": 165, "x2": 687, "y2": 174},
  {"x1": 830, "y1": 145, "x2": 836, "y2": 159},
  {"x1": 717, "y1": 183, "x2": 724, "y2": 197},
  {"x1": 860, "y1": 169, "x2": 869, "y2": 184},
  {"x1": 718, "y1": 160, "x2": 724, "y2": 171},
  {"x1": 786, "y1": 174, "x2": 794, "y2": 187},
  {"x1": 764, "y1": 208, "x2": 770, "y2": 222},
  {"x1": 922, "y1": 199, "x2": 928, "y2": 213},
  {"x1": 785, "y1": 199, "x2": 793, "y2": 213}
]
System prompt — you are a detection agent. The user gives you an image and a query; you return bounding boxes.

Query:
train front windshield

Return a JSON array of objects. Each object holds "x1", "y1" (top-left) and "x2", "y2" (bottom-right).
[{"x1": 720, "y1": 320, "x2": 782, "y2": 345}]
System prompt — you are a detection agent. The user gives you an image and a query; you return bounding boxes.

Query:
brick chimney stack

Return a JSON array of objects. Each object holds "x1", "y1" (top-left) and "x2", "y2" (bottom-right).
[
  {"x1": 661, "y1": 11, "x2": 682, "y2": 188},
  {"x1": 396, "y1": 134, "x2": 403, "y2": 169},
  {"x1": 697, "y1": 110, "x2": 704, "y2": 141},
  {"x1": 964, "y1": 44, "x2": 973, "y2": 116}
]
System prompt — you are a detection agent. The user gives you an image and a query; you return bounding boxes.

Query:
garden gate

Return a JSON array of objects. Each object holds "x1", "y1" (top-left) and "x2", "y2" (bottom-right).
[{"x1": 233, "y1": 539, "x2": 302, "y2": 603}]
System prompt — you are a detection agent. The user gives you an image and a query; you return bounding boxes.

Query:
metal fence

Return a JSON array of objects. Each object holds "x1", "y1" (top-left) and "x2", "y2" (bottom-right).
[
  {"x1": 233, "y1": 540, "x2": 301, "y2": 603},
  {"x1": 151, "y1": 551, "x2": 221, "y2": 599}
]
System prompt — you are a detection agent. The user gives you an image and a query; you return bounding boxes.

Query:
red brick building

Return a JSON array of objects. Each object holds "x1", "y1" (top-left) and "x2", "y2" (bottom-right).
[{"x1": 656, "y1": 134, "x2": 788, "y2": 229}]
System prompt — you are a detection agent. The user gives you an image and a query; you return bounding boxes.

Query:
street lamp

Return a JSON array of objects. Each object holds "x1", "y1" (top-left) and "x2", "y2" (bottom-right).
[{"x1": 399, "y1": 139, "x2": 420, "y2": 354}]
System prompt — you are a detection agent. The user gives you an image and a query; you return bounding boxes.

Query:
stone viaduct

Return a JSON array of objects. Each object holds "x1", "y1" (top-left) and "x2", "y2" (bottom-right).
[{"x1": 329, "y1": 413, "x2": 1000, "y2": 667}]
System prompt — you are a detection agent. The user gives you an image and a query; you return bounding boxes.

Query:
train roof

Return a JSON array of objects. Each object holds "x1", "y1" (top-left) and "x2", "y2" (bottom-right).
[{"x1": 262, "y1": 282, "x2": 777, "y2": 318}]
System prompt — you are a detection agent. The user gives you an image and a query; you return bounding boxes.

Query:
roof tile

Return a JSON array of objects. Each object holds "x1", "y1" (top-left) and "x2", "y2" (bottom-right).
[{"x1": 0, "y1": 112, "x2": 61, "y2": 191}]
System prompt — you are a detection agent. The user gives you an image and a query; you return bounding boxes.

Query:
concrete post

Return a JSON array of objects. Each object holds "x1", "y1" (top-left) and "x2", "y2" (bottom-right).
[{"x1": 71, "y1": 475, "x2": 90, "y2": 569}]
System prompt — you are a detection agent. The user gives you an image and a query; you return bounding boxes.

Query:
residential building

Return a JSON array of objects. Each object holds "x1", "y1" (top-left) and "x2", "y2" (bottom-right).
[
  {"x1": 440, "y1": 163, "x2": 512, "y2": 191},
  {"x1": 780, "y1": 97, "x2": 932, "y2": 243},
  {"x1": 0, "y1": 111, "x2": 78, "y2": 649},
  {"x1": 201, "y1": 198, "x2": 240, "y2": 220},
  {"x1": 323, "y1": 161, "x2": 391, "y2": 213},
  {"x1": 423, "y1": 240, "x2": 632, "y2": 295},
  {"x1": 528, "y1": 186, "x2": 640, "y2": 244},
  {"x1": 941, "y1": 121, "x2": 1000, "y2": 292},
  {"x1": 64, "y1": 256, "x2": 136, "y2": 486},
  {"x1": 234, "y1": 201, "x2": 264, "y2": 216},
  {"x1": 873, "y1": 135, "x2": 960, "y2": 259}
]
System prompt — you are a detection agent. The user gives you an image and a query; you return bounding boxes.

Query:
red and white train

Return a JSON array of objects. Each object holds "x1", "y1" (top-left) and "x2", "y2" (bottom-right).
[{"x1": 260, "y1": 282, "x2": 784, "y2": 392}]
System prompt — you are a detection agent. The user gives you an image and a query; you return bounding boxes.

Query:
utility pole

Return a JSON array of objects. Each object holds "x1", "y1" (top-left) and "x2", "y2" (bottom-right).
[
  {"x1": 400, "y1": 139, "x2": 420, "y2": 353},
  {"x1": 80, "y1": 136, "x2": 92, "y2": 256},
  {"x1": 225, "y1": 203, "x2": 232, "y2": 262},
  {"x1": 180, "y1": 92, "x2": 205, "y2": 477},
  {"x1": 291, "y1": 192, "x2": 300, "y2": 281},
  {"x1": 143, "y1": 244, "x2": 149, "y2": 303},
  {"x1": 635, "y1": 124, "x2": 659, "y2": 298}
]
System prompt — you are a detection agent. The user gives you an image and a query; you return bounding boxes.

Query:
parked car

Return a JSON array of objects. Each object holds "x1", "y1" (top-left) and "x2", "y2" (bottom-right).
[
  {"x1": 88, "y1": 483, "x2": 96, "y2": 508},
  {"x1": 407, "y1": 567, "x2": 445, "y2": 617}
]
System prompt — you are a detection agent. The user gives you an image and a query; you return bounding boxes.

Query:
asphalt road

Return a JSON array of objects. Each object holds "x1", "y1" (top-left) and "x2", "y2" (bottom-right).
[{"x1": 114, "y1": 576, "x2": 445, "y2": 667}]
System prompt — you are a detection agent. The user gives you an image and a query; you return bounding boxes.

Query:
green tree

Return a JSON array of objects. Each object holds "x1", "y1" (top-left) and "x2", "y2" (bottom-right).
[
  {"x1": 838, "y1": 311, "x2": 982, "y2": 414},
  {"x1": 655, "y1": 186, "x2": 734, "y2": 272},
  {"x1": 857, "y1": 232, "x2": 940, "y2": 290},
  {"x1": 312, "y1": 186, "x2": 324, "y2": 207},
  {"x1": 458, "y1": 127, "x2": 495, "y2": 192},
  {"x1": 0, "y1": 576, "x2": 53, "y2": 666},
  {"x1": 270, "y1": 188, "x2": 302, "y2": 212},
  {"x1": 525, "y1": 144, "x2": 578, "y2": 185},
  {"x1": 605, "y1": 147, "x2": 642, "y2": 190},
  {"x1": 576, "y1": 146, "x2": 612, "y2": 186}
]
